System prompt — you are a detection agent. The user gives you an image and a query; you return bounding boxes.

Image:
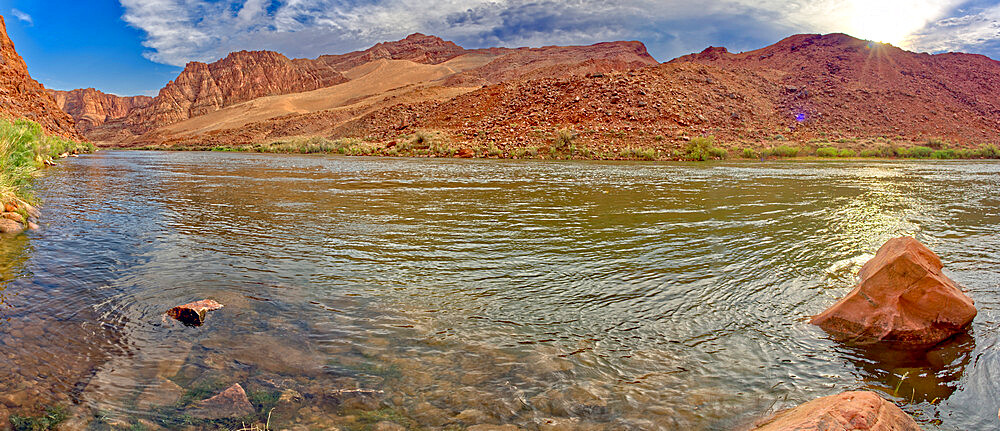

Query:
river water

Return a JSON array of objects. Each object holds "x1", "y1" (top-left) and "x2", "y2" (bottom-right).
[{"x1": 0, "y1": 151, "x2": 998, "y2": 430}]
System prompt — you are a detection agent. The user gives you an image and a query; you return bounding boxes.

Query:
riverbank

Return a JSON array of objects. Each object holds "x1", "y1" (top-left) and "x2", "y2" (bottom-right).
[
  {"x1": 123, "y1": 132, "x2": 1000, "y2": 162},
  {"x1": 0, "y1": 118, "x2": 95, "y2": 234}
]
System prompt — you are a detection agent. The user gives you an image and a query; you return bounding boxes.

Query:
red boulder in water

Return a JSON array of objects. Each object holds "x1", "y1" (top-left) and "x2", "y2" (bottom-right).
[
  {"x1": 166, "y1": 299, "x2": 224, "y2": 326},
  {"x1": 811, "y1": 237, "x2": 975, "y2": 348},
  {"x1": 752, "y1": 391, "x2": 921, "y2": 430}
]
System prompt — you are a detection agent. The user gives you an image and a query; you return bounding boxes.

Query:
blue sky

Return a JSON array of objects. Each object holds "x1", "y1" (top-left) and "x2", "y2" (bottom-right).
[{"x1": 3, "y1": 1, "x2": 1000, "y2": 97}]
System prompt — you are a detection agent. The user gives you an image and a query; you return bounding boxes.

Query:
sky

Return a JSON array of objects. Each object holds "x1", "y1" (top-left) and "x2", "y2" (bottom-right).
[{"x1": 2, "y1": 0, "x2": 1000, "y2": 96}]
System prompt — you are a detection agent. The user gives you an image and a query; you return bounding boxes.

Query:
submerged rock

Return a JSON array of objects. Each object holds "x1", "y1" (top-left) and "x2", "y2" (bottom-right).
[
  {"x1": 751, "y1": 391, "x2": 921, "y2": 430},
  {"x1": 189, "y1": 383, "x2": 255, "y2": 419},
  {"x1": 811, "y1": 237, "x2": 975, "y2": 348},
  {"x1": 166, "y1": 299, "x2": 224, "y2": 326}
]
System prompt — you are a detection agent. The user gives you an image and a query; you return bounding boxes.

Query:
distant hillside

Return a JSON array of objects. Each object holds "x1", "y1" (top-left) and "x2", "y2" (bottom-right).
[
  {"x1": 312, "y1": 33, "x2": 1000, "y2": 153},
  {"x1": 61, "y1": 34, "x2": 657, "y2": 146},
  {"x1": 0, "y1": 15, "x2": 81, "y2": 140}
]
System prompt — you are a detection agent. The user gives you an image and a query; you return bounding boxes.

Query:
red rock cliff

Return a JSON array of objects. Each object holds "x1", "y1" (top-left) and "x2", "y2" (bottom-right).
[
  {"x1": 48, "y1": 88, "x2": 152, "y2": 133},
  {"x1": 0, "y1": 15, "x2": 81, "y2": 140}
]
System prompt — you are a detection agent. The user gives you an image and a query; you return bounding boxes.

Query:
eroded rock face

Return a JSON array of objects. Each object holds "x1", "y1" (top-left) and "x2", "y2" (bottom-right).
[
  {"x1": 166, "y1": 299, "x2": 224, "y2": 326},
  {"x1": 0, "y1": 15, "x2": 81, "y2": 139},
  {"x1": 47, "y1": 88, "x2": 151, "y2": 133},
  {"x1": 189, "y1": 383, "x2": 254, "y2": 419},
  {"x1": 812, "y1": 237, "x2": 976, "y2": 348},
  {"x1": 752, "y1": 391, "x2": 921, "y2": 430}
]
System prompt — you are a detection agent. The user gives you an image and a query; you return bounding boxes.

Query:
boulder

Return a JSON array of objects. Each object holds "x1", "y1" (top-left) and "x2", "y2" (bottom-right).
[
  {"x1": 166, "y1": 299, "x2": 224, "y2": 326},
  {"x1": 811, "y1": 237, "x2": 975, "y2": 348},
  {"x1": 0, "y1": 219, "x2": 24, "y2": 235},
  {"x1": 189, "y1": 383, "x2": 254, "y2": 419},
  {"x1": 2, "y1": 212, "x2": 24, "y2": 223},
  {"x1": 752, "y1": 391, "x2": 921, "y2": 430},
  {"x1": 456, "y1": 147, "x2": 476, "y2": 158}
]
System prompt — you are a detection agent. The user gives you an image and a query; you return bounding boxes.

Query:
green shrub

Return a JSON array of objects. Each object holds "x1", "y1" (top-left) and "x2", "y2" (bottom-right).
[
  {"x1": 816, "y1": 147, "x2": 838, "y2": 157},
  {"x1": 763, "y1": 145, "x2": 800, "y2": 158},
  {"x1": 553, "y1": 128, "x2": 576, "y2": 151},
  {"x1": 931, "y1": 149, "x2": 956, "y2": 159},
  {"x1": 900, "y1": 146, "x2": 934, "y2": 158},
  {"x1": 683, "y1": 136, "x2": 726, "y2": 161},
  {"x1": 837, "y1": 149, "x2": 856, "y2": 157},
  {"x1": 859, "y1": 149, "x2": 879, "y2": 157},
  {"x1": 740, "y1": 148, "x2": 757, "y2": 159},
  {"x1": 927, "y1": 137, "x2": 947, "y2": 149}
]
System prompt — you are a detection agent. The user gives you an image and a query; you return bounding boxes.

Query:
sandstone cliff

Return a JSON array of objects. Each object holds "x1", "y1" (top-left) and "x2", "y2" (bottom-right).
[
  {"x1": 48, "y1": 88, "x2": 152, "y2": 133},
  {"x1": 0, "y1": 15, "x2": 81, "y2": 140},
  {"x1": 82, "y1": 34, "x2": 660, "y2": 145}
]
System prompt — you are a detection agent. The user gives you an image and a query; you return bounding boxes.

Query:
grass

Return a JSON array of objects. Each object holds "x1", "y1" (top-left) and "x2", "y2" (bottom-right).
[
  {"x1": 0, "y1": 118, "x2": 94, "y2": 207},
  {"x1": 9, "y1": 405, "x2": 69, "y2": 431}
]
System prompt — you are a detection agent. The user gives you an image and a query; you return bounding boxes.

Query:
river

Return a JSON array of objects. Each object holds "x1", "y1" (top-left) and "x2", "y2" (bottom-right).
[{"x1": 0, "y1": 151, "x2": 998, "y2": 430}]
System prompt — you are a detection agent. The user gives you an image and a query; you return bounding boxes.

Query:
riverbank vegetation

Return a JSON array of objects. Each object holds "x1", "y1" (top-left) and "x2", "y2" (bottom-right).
[
  {"x1": 133, "y1": 130, "x2": 1000, "y2": 162},
  {"x1": 0, "y1": 118, "x2": 95, "y2": 205}
]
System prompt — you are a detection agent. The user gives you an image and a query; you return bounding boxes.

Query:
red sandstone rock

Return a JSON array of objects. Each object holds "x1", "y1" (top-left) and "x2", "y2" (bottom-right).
[
  {"x1": 752, "y1": 391, "x2": 921, "y2": 430},
  {"x1": 47, "y1": 88, "x2": 151, "y2": 133},
  {"x1": 189, "y1": 383, "x2": 254, "y2": 419},
  {"x1": 812, "y1": 237, "x2": 975, "y2": 348},
  {"x1": 0, "y1": 218, "x2": 23, "y2": 235},
  {"x1": 456, "y1": 147, "x2": 475, "y2": 158},
  {"x1": 166, "y1": 299, "x2": 224, "y2": 326},
  {"x1": 0, "y1": 15, "x2": 81, "y2": 139}
]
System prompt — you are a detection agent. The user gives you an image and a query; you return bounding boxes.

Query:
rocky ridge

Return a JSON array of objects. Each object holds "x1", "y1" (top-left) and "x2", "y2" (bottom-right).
[
  {"x1": 0, "y1": 15, "x2": 81, "y2": 140},
  {"x1": 47, "y1": 88, "x2": 152, "y2": 133},
  {"x1": 72, "y1": 35, "x2": 657, "y2": 145},
  {"x1": 329, "y1": 33, "x2": 1000, "y2": 154}
]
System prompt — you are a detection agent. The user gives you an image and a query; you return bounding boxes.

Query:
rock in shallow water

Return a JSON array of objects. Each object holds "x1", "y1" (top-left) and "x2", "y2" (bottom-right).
[
  {"x1": 189, "y1": 383, "x2": 255, "y2": 419},
  {"x1": 811, "y1": 236, "x2": 976, "y2": 348},
  {"x1": 166, "y1": 299, "x2": 224, "y2": 326},
  {"x1": 751, "y1": 391, "x2": 921, "y2": 431},
  {"x1": 0, "y1": 218, "x2": 23, "y2": 235}
]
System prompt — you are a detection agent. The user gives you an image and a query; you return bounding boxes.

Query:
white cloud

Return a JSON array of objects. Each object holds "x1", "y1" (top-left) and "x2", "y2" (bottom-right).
[
  {"x1": 905, "y1": 4, "x2": 1000, "y2": 53},
  {"x1": 11, "y1": 8, "x2": 33, "y2": 25},
  {"x1": 117, "y1": 0, "x2": 995, "y2": 67}
]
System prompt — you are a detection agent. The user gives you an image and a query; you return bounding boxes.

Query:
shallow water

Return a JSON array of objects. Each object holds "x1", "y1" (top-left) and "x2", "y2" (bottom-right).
[{"x1": 1, "y1": 151, "x2": 998, "y2": 430}]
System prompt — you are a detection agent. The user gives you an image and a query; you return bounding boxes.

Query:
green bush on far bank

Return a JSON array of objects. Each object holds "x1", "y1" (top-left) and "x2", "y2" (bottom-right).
[
  {"x1": 682, "y1": 136, "x2": 726, "y2": 161},
  {"x1": 0, "y1": 118, "x2": 95, "y2": 205}
]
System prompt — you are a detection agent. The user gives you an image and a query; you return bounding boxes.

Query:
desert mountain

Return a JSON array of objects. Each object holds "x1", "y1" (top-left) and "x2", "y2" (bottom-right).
[
  {"x1": 0, "y1": 15, "x2": 81, "y2": 139},
  {"x1": 48, "y1": 88, "x2": 152, "y2": 133},
  {"x1": 316, "y1": 33, "x2": 1000, "y2": 152},
  {"x1": 66, "y1": 34, "x2": 657, "y2": 145}
]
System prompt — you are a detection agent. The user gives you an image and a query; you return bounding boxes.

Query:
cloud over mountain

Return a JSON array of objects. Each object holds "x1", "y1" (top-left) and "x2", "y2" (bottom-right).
[{"x1": 119, "y1": 0, "x2": 999, "y2": 66}]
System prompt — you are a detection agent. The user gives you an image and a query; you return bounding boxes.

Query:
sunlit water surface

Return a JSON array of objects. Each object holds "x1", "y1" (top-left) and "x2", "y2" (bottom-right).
[{"x1": 0, "y1": 151, "x2": 998, "y2": 430}]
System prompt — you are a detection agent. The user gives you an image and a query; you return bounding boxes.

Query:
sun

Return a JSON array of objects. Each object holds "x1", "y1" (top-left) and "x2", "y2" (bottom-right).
[{"x1": 844, "y1": 0, "x2": 955, "y2": 47}]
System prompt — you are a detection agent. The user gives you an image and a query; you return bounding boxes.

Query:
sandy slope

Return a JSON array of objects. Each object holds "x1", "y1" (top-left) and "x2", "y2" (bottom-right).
[{"x1": 160, "y1": 54, "x2": 496, "y2": 137}]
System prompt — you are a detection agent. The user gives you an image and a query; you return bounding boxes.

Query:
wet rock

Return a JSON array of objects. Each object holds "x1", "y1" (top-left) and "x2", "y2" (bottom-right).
[
  {"x1": 0, "y1": 219, "x2": 24, "y2": 235},
  {"x1": 456, "y1": 408, "x2": 493, "y2": 424},
  {"x1": 189, "y1": 383, "x2": 255, "y2": 419},
  {"x1": 1, "y1": 212, "x2": 23, "y2": 223},
  {"x1": 373, "y1": 421, "x2": 406, "y2": 431},
  {"x1": 467, "y1": 425, "x2": 522, "y2": 431},
  {"x1": 812, "y1": 237, "x2": 976, "y2": 348},
  {"x1": 328, "y1": 388, "x2": 384, "y2": 411},
  {"x1": 166, "y1": 299, "x2": 224, "y2": 326},
  {"x1": 751, "y1": 391, "x2": 921, "y2": 430},
  {"x1": 27, "y1": 222, "x2": 39, "y2": 231},
  {"x1": 538, "y1": 417, "x2": 607, "y2": 431},
  {"x1": 0, "y1": 389, "x2": 29, "y2": 408},
  {"x1": 411, "y1": 401, "x2": 451, "y2": 427},
  {"x1": 137, "y1": 378, "x2": 186, "y2": 408}
]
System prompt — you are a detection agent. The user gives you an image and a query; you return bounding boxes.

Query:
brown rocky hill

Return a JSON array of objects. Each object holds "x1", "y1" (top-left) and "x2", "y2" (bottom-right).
[
  {"x1": 76, "y1": 35, "x2": 657, "y2": 145},
  {"x1": 327, "y1": 33, "x2": 1000, "y2": 153},
  {"x1": 0, "y1": 15, "x2": 81, "y2": 139},
  {"x1": 48, "y1": 88, "x2": 152, "y2": 133}
]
